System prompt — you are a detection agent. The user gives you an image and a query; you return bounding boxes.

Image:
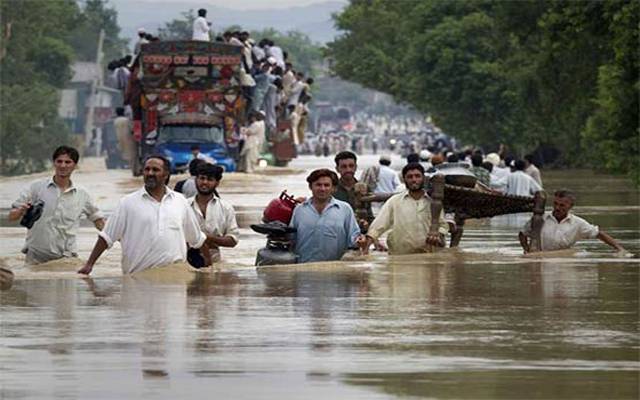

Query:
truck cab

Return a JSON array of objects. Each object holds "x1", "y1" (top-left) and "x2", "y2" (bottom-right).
[{"x1": 156, "y1": 124, "x2": 236, "y2": 172}]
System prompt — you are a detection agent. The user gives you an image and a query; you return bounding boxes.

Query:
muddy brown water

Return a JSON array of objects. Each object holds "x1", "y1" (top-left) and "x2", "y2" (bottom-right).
[{"x1": 1, "y1": 155, "x2": 638, "y2": 399}]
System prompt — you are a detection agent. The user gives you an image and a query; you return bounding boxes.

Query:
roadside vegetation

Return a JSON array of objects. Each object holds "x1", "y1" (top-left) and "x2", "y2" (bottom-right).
[{"x1": 328, "y1": 0, "x2": 639, "y2": 183}]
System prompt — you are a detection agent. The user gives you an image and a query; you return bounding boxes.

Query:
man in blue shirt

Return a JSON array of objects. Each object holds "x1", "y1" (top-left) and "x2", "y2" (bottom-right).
[{"x1": 289, "y1": 168, "x2": 364, "y2": 263}]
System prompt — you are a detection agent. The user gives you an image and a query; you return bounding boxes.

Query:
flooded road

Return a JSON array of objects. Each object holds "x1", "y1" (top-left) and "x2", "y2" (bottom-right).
[{"x1": 1, "y1": 155, "x2": 638, "y2": 399}]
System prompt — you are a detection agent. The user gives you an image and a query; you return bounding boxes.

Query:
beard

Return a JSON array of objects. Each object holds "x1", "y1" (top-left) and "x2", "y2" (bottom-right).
[
  {"x1": 144, "y1": 175, "x2": 161, "y2": 190},
  {"x1": 197, "y1": 186, "x2": 216, "y2": 196}
]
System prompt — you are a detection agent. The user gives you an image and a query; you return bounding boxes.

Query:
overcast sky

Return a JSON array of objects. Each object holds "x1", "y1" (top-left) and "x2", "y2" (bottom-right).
[{"x1": 116, "y1": 0, "x2": 342, "y2": 11}]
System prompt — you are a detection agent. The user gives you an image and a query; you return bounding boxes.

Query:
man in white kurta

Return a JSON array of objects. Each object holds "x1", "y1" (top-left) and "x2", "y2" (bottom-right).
[
  {"x1": 78, "y1": 157, "x2": 206, "y2": 275},
  {"x1": 364, "y1": 163, "x2": 448, "y2": 254},
  {"x1": 240, "y1": 112, "x2": 265, "y2": 173}
]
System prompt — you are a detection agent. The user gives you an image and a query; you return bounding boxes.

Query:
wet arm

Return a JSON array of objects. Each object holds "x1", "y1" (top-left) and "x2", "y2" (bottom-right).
[
  {"x1": 596, "y1": 231, "x2": 625, "y2": 252},
  {"x1": 94, "y1": 218, "x2": 105, "y2": 231},
  {"x1": 206, "y1": 235, "x2": 237, "y2": 248},
  {"x1": 78, "y1": 237, "x2": 108, "y2": 275},
  {"x1": 8, "y1": 204, "x2": 30, "y2": 221}
]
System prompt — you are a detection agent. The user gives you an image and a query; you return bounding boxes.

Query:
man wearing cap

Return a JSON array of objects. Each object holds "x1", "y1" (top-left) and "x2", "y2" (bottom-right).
[
  {"x1": 485, "y1": 152, "x2": 510, "y2": 192},
  {"x1": 374, "y1": 154, "x2": 401, "y2": 196}
]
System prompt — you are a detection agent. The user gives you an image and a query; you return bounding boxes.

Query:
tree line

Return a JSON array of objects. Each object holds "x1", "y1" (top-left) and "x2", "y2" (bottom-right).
[
  {"x1": 328, "y1": 0, "x2": 638, "y2": 183},
  {"x1": 1, "y1": 0, "x2": 126, "y2": 175}
]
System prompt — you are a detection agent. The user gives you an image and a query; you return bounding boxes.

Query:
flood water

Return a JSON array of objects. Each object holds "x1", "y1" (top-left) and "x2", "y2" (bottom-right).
[{"x1": 1, "y1": 155, "x2": 638, "y2": 399}]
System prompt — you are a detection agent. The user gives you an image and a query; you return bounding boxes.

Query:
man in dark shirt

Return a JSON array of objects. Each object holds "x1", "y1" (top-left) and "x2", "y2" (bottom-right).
[{"x1": 333, "y1": 151, "x2": 374, "y2": 223}]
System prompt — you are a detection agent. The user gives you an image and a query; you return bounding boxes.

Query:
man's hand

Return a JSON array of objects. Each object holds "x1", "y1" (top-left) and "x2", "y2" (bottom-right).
[
  {"x1": 8, "y1": 203, "x2": 31, "y2": 221},
  {"x1": 373, "y1": 239, "x2": 387, "y2": 252},
  {"x1": 356, "y1": 235, "x2": 371, "y2": 255},
  {"x1": 77, "y1": 263, "x2": 93, "y2": 275},
  {"x1": 425, "y1": 233, "x2": 444, "y2": 247}
]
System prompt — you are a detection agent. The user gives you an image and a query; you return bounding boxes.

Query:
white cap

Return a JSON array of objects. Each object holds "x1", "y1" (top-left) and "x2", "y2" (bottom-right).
[
  {"x1": 485, "y1": 153, "x2": 501, "y2": 166},
  {"x1": 267, "y1": 56, "x2": 277, "y2": 65},
  {"x1": 137, "y1": 27, "x2": 146, "y2": 34},
  {"x1": 379, "y1": 154, "x2": 391, "y2": 162},
  {"x1": 419, "y1": 149, "x2": 431, "y2": 160}
]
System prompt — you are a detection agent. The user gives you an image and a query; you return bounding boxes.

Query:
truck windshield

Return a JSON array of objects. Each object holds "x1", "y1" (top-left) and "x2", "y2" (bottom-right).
[{"x1": 158, "y1": 125, "x2": 224, "y2": 144}]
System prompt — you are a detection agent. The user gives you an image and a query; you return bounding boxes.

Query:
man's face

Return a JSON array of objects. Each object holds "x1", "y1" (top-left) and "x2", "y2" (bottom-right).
[
  {"x1": 552, "y1": 196, "x2": 573, "y2": 220},
  {"x1": 310, "y1": 176, "x2": 334, "y2": 202},
  {"x1": 53, "y1": 154, "x2": 76, "y2": 178},
  {"x1": 143, "y1": 158, "x2": 168, "y2": 190},
  {"x1": 404, "y1": 169, "x2": 425, "y2": 192},
  {"x1": 336, "y1": 158, "x2": 356, "y2": 180},
  {"x1": 191, "y1": 149, "x2": 199, "y2": 156},
  {"x1": 196, "y1": 175, "x2": 219, "y2": 195}
]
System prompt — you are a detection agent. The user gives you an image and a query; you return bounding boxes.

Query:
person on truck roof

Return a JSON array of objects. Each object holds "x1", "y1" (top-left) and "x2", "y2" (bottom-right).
[{"x1": 192, "y1": 8, "x2": 211, "y2": 41}]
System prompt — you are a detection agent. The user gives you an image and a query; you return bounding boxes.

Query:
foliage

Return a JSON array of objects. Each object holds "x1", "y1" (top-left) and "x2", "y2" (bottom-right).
[
  {"x1": 0, "y1": 0, "x2": 127, "y2": 175},
  {"x1": 329, "y1": 0, "x2": 639, "y2": 182},
  {"x1": 158, "y1": 9, "x2": 196, "y2": 41}
]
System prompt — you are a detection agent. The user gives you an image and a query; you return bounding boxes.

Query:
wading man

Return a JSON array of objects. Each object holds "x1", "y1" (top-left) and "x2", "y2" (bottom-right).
[
  {"x1": 9, "y1": 146, "x2": 105, "y2": 265},
  {"x1": 289, "y1": 169, "x2": 364, "y2": 263},
  {"x1": 334, "y1": 151, "x2": 374, "y2": 229},
  {"x1": 361, "y1": 163, "x2": 448, "y2": 255},
  {"x1": 78, "y1": 156, "x2": 206, "y2": 275},
  {"x1": 519, "y1": 189, "x2": 627, "y2": 254},
  {"x1": 188, "y1": 163, "x2": 239, "y2": 265}
]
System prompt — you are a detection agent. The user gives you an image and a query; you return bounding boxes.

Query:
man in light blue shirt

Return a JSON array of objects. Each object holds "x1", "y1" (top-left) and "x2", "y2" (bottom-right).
[{"x1": 289, "y1": 168, "x2": 364, "y2": 263}]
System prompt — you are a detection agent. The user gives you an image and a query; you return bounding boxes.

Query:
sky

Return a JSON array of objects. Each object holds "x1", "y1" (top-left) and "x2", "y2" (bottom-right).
[{"x1": 117, "y1": 0, "x2": 343, "y2": 11}]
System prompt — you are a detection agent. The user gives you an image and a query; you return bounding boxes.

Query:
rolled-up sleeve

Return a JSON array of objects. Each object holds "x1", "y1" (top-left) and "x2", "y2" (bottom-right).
[
  {"x1": 437, "y1": 210, "x2": 449, "y2": 236},
  {"x1": 184, "y1": 204, "x2": 206, "y2": 249},
  {"x1": 577, "y1": 219, "x2": 599, "y2": 239},
  {"x1": 223, "y1": 203, "x2": 240, "y2": 244},
  {"x1": 99, "y1": 199, "x2": 126, "y2": 248},
  {"x1": 82, "y1": 192, "x2": 104, "y2": 222},
  {"x1": 367, "y1": 199, "x2": 393, "y2": 241}
]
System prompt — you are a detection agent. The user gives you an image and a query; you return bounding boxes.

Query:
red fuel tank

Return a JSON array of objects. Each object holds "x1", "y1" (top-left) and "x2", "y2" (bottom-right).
[{"x1": 263, "y1": 191, "x2": 299, "y2": 224}]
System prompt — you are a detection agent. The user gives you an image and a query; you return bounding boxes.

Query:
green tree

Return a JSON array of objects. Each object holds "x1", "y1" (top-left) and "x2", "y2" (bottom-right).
[{"x1": 158, "y1": 9, "x2": 196, "y2": 40}]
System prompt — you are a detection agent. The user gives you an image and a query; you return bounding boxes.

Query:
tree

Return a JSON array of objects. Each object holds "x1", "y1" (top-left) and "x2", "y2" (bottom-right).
[{"x1": 158, "y1": 9, "x2": 196, "y2": 40}]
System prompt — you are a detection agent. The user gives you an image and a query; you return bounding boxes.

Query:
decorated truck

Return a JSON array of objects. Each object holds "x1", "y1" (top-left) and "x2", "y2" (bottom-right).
[{"x1": 128, "y1": 40, "x2": 245, "y2": 174}]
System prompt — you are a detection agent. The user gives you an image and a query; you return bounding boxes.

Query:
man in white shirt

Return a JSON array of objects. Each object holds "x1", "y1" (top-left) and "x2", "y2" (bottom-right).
[
  {"x1": 9, "y1": 146, "x2": 105, "y2": 265},
  {"x1": 524, "y1": 154, "x2": 543, "y2": 186},
  {"x1": 485, "y1": 152, "x2": 510, "y2": 192},
  {"x1": 192, "y1": 8, "x2": 211, "y2": 41},
  {"x1": 78, "y1": 156, "x2": 207, "y2": 275},
  {"x1": 188, "y1": 164, "x2": 239, "y2": 264},
  {"x1": 133, "y1": 28, "x2": 148, "y2": 55},
  {"x1": 374, "y1": 154, "x2": 401, "y2": 195},
  {"x1": 506, "y1": 160, "x2": 542, "y2": 197},
  {"x1": 519, "y1": 189, "x2": 626, "y2": 253}
]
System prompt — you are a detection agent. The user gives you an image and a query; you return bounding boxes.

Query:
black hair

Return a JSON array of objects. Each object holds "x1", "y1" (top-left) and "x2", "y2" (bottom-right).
[
  {"x1": 524, "y1": 154, "x2": 535, "y2": 164},
  {"x1": 481, "y1": 161, "x2": 493, "y2": 173},
  {"x1": 379, "y1": 159, "x2": 391, "y2": 166},
  {"x1": 52, "y1": 145, "x2": 79, "y2": 163},
  {"x1": 197, "y1": 163, "x2": 223, "y2": 181},
  {"x1": 188, "y1": 158, "x2": 207, "y2": 176},
  {"x1": 471, "y1": 154, "x2": 483, "y2": 167},
  {"x1": 402, "y1": 162, "x2": 425, "y2": 178},
  {"x1": 115, "y1": 107, "x2": 125, "y2": 116},
  {"x1": 306, "y1": 168, "x2": 339, "y2": 186},
  {"x1": 407, "y1": 153, "x2": 420, "y2": 164},
  {"x1": 447, "y1": 154, "x2": 459, "y2": 163},
  {"x1": 198, "y1": 8, "x2": 206, "y2": 17},
  {"x1": 190, "y1": 144, "x2": 200, "y2": 151},
  {"x1": 334, "y1": 151, "x2": 357, "y2": 167},
  {"x1": 514, "y1": 159, "x2": 526, "y2": 171}
]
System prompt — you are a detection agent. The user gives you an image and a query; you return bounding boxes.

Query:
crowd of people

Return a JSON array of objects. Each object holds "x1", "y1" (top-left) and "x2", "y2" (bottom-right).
[
  {"x1": 7, "y1": 146, "x2": 628, "y2": 275},
  {"x1": 106, "y1": 7, "x2": 315, "y2": 174}
]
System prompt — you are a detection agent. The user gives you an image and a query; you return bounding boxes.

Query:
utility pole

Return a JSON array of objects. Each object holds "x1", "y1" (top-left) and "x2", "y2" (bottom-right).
[{"x1": 84, "y1": 28, "x2": 105, "y2": 156}]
